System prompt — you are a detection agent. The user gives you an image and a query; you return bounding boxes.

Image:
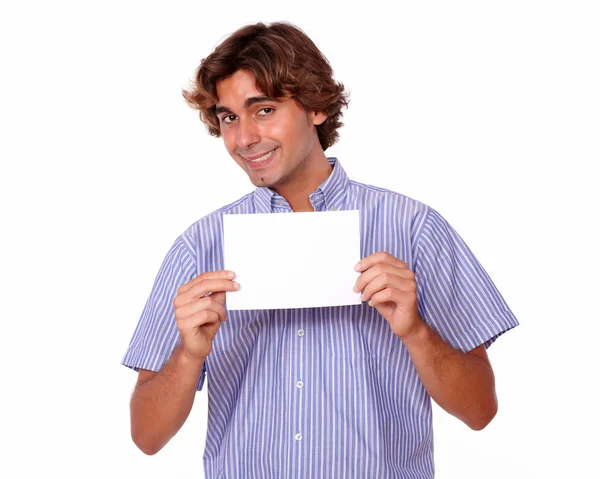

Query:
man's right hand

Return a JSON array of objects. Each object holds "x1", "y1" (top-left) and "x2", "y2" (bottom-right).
[{"x1": 173, "y1": 270, "x2": 239, "y2": 361}]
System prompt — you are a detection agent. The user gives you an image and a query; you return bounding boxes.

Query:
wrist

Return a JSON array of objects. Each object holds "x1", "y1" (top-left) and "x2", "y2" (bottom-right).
[
  {"x1": 398, "y1": 315, "x2": 430, "y2": 347},
  {"x1": 177, "y1": 345, "x2": 207, "y2": 369}
]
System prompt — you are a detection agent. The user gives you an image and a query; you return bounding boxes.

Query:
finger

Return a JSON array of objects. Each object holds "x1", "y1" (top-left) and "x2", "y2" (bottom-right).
[
  {"x1": 177, "y1": 310, "x2": 223, "y2": 338},
  {"x1": 355, "y1": 251, "x2": 408, "y2": 273},
  {"x1": 361, "y1": 273, "x2": 416, "y2": 303},
  {"x1": 177, "y1": 270, "x2": 236, "y2": 295},
  {"x1": 176, "y1": 295, "x2": 228, "y2": 323},
  {"x1": 368, "y1": 288, "x2": 405, "y2": 308},
  {"x1": 175, "y1": 278, "x2": 240, "y2": 307},
  {"x1": 354, "y1": 264, "x2": 414, "y2": 293}
]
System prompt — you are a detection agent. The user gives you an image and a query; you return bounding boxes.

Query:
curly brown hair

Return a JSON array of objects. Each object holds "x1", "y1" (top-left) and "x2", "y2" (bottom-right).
[{"x1": 182, "y1": 22, "x2": 349, "y2": 151}]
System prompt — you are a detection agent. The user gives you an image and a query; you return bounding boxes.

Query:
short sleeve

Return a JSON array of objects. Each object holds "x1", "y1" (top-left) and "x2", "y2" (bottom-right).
[
  {"x1": 413, "y1": 208, "x2": 518, "y2": 352},
  {"x1": 121, "y1": 235, "x2": 207, "y2": 391}
]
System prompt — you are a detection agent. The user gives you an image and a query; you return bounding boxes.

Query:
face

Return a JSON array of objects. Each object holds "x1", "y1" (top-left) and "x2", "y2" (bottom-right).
[{"x1": 215, "y1": 69, "x2": 327, "y2": 190}]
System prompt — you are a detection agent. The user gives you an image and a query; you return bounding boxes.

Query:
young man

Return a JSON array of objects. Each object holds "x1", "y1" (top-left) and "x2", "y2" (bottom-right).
[{"x1": 122, "y1": 22, "x2": 518, "y2": 478}]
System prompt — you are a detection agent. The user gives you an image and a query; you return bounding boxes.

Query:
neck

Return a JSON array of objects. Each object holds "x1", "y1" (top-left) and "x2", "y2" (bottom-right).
[{"x1": 273, "y1": 155, "x2": 332, "y2": 212}]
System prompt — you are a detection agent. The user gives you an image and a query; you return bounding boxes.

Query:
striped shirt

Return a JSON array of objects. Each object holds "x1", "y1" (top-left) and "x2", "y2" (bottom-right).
[{"x1": 122, "y1": 157, "x2": 518, "y2": 478}]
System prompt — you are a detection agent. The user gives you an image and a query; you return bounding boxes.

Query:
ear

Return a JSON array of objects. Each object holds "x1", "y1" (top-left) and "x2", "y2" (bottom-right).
[{"x1": 311, "y1": 111, "x2": 327, "y2": 126}]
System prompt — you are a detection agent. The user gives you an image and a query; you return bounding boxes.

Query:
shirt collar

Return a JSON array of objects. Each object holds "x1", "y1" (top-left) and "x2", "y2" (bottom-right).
[{"x1": 253, "y1": 157, "x2": 350, "y2": 213}]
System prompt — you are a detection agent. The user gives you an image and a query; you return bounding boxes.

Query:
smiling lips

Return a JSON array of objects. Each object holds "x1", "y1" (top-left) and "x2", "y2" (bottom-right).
[{"x1": 242, "y1": 148, "x2": 277, "y2": 168}]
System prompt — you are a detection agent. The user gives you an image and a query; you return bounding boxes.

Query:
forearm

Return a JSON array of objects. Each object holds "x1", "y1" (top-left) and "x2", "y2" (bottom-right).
[
  {"x1": 130, "y1": 344, "x2": 206, "y2": 454},
  {"x1": 401, "y1": 318, "x2": 497, "y2": 430}
]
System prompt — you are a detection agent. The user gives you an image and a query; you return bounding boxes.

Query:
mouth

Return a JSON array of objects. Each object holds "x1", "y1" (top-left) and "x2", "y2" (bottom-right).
[{"x1": 242, "y1": 148, "x2": 277, "y2": 169}]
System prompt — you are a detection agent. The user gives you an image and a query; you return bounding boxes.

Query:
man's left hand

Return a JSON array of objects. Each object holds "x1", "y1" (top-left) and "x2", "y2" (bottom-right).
[{"x1": 354, "y1": 251, "x2": 423, "y2": 340}]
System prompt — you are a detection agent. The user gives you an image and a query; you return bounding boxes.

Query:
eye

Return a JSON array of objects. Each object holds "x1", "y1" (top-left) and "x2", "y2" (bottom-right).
[
  {"x1": 221, "y1": 114, "x2": 237, "y2": 125},
  {"x1": 257, "y1": 107, "x2": 274, "y2": 116}
]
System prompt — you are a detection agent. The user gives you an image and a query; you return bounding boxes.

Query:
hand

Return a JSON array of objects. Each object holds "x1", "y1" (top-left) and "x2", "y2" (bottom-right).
[
  {"x1": 173, "y1": 270, "x2": 239, "y2": 361},
  {"x1": 354, "y1": 251, "x2": 422, "y2": 340}
]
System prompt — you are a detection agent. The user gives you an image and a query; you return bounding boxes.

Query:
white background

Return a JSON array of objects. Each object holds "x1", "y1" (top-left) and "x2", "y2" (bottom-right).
[{"x1": 1, "y1": 1, "x2": 598, "y2": 477}]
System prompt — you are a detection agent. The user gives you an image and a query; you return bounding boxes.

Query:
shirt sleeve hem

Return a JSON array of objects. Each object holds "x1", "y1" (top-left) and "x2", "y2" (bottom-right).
[
  {"x1": 452, "y1": 309, "x2": 520, "y2": 352},
  {"x1": 121, "y1": 348, "x2": 207, "y2": 391},
  {"x1": 121, "y1": 348, "x2": 163, "y2": 372}
]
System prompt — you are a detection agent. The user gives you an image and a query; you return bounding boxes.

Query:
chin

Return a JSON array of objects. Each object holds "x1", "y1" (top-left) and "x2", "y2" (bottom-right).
[
  {"x1": 248, "y1": 174, "x2": 274, "y2": 188},
  {"x1": 247, "y1": 168, "x2": 284, "y2": 189}
]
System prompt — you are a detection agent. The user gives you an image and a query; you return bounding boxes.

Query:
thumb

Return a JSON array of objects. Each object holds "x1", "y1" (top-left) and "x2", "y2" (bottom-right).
[
  {"x1": 211, "y1": 291, "x2": 227, "y2": 306},
  {"x1": 204, "y1": 317, "x2": 222, "y2": 339}
]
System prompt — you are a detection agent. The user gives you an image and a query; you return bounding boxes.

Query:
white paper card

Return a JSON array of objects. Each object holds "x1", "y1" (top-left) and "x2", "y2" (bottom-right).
[{"x1": 223, "y1": 210, "x2": 362, "y2": 310}]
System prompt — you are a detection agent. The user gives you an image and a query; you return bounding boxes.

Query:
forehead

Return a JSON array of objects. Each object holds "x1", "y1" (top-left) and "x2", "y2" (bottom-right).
[{"x1": 216, "y1": 70, "x2": 265, "y2": 106}]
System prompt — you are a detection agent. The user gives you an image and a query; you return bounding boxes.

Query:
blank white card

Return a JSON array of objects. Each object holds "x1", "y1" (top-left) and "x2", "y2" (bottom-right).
[{"x1": 223, "y1": 210, "x2": 362, "y2": 310}]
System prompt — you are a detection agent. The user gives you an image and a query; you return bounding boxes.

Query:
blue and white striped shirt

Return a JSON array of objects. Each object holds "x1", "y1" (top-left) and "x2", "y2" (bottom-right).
[{"x1": 123, "y1": 157, "x2": 518, "y2": 478}]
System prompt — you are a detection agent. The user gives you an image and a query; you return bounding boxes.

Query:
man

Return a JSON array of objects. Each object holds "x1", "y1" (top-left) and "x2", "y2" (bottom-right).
[{"x1": 122, "y1": 22, "x2": 518, "y2": 478}]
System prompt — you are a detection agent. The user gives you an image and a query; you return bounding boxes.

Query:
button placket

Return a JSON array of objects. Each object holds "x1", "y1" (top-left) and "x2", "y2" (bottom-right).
[{"x1": 294, "y1": 323, "x2": 305, "y2": 445}]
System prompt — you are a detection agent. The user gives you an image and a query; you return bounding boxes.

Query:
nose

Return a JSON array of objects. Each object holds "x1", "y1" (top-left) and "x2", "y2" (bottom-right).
[{"x1": 237, "y1": 117, "x2": 260, "y2": 150}]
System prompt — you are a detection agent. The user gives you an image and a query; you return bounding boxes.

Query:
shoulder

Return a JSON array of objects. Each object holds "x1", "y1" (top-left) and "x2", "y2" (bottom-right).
[
  {"x1": 178, "y1": 191, "x2": 256, "y2": 251},
  {"x1": 349, "y1": 179, "x2": 428, "y2": 213},
  {"x1": 348, "y1": 179, "x2": 434, "y2": 234}
]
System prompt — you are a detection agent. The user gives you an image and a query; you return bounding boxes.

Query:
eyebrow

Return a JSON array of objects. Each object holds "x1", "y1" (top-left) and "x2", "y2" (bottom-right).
[{"x1": 214, "y1": 96, "x2": 276, "y2": 115}]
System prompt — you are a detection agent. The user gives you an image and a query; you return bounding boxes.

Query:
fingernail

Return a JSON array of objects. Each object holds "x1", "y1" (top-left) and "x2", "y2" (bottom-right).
[
  {"x1": 233, "y1": 281, "x2": 240, "y2": 290},
  {"x1": 353, "y1": 284, "x2": 358, "y2": 292},
  {"x1": 354, "y1": 262, "x2": 361, "y2": 271}
]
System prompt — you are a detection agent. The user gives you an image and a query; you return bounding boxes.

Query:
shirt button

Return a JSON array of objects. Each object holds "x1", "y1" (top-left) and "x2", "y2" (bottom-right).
[
  {"x1": 296, "y1": 380, "x2": 304, "y2": 389},
  {"x1": 295, "y1": 433, "x2": 303, "y2": 441},
  {"x1": 297, "y1": 329, "x2": 305, "y2": 337}
]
